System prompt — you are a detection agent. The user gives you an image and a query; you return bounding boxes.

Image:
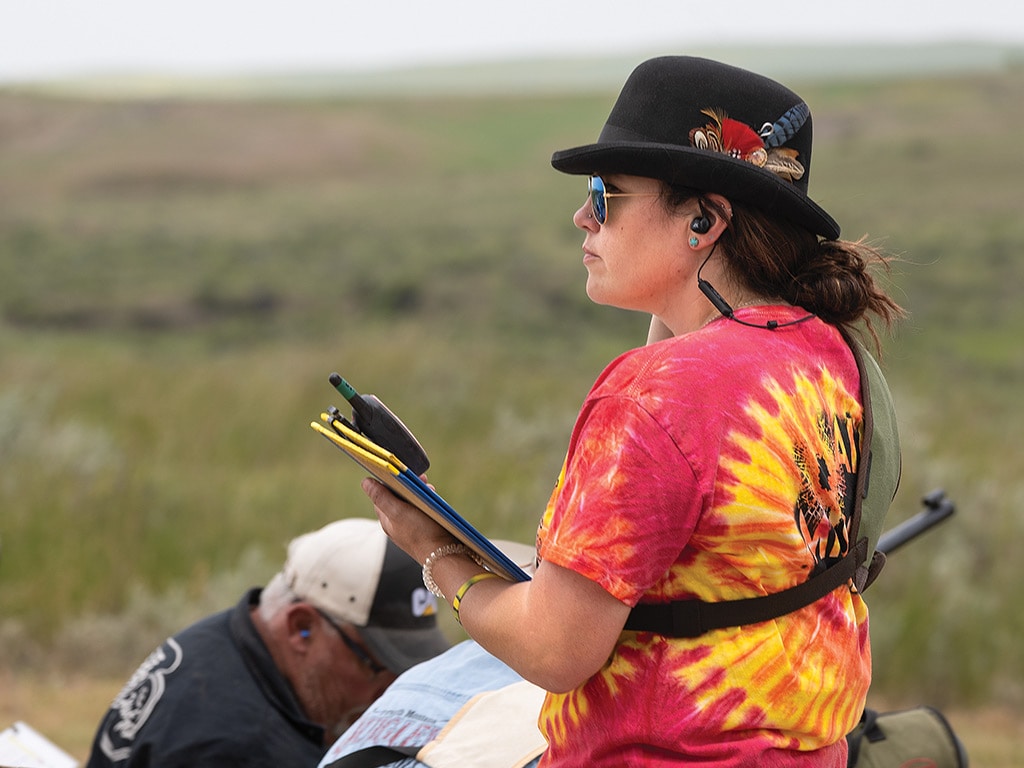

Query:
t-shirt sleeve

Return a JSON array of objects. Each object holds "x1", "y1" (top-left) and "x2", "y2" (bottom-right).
[{"x1": 539, "y1": 394, "x2": 703, "y2": 605}]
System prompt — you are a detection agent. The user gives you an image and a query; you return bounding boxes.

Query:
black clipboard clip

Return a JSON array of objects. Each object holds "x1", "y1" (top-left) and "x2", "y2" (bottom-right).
[{"x1": 327, "y1": 373, "x2": 430, "y2": 476}]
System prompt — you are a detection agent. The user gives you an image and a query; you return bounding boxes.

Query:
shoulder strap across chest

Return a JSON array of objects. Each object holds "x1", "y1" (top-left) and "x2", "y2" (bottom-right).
[{"x1": 624, "y1": 333, "x2": 901, "y2": 638}]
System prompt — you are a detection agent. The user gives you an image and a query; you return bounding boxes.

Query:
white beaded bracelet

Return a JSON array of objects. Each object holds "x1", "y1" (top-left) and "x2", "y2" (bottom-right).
[{"x1": 421, "y1": 543, "x2": 483, "y2": 599}]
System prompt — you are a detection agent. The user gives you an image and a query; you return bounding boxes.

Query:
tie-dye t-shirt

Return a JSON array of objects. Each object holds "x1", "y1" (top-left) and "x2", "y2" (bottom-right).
[{"x1": 536, "y1": 307, "x2": 871, "y2": 768}]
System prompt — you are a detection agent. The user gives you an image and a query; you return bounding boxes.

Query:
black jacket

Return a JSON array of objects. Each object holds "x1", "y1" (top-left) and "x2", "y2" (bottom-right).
[{"x1": 86, "y1": 589, "x2": 325, "y2": 768}]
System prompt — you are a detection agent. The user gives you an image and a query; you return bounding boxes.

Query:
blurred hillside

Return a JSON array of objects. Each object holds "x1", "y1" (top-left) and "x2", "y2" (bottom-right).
[{"x1": 12, "y1": 41, "x2": 1023, "y2": 98}]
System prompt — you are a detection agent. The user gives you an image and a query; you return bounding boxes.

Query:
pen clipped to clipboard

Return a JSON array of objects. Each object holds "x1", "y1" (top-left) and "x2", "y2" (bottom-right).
[{"x1": 311, "y1": 373, "x2": 531, "y2": 584}]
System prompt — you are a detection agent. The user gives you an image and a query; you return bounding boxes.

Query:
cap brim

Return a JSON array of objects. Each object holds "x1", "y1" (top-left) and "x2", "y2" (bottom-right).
[
  {"x1": 551, "y1": 142, "x2": 840, "y2": 240},
  {"x1": 361, "y1": 540, "x2": 535, "y2": 674},
  {"x1": 360, "y1": 624, "x2": 452, "y2": 675},
  {"x1": 492, "y1": 540, "x2": 537, "y2": 576}
]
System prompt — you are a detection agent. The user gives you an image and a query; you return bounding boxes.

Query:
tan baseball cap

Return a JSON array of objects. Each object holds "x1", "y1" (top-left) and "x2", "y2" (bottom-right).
[{"x1": 280, "y1": 518, "x2": 450, "y2": 674}]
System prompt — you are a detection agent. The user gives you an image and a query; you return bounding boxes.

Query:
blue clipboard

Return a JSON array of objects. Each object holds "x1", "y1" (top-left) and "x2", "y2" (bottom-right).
[{"x1": 311, "y1": 414, "x2": 531, "y2": 583}]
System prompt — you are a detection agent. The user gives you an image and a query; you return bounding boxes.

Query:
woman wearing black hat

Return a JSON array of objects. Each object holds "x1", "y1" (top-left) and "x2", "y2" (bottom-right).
[{"x1": 366, "y1": 56, "x2": 903, "y2": 766}]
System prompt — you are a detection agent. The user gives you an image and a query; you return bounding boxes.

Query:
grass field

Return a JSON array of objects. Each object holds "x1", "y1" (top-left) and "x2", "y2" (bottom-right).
[{"x1": 2, "y1": 50, "x2": 1023, "y2": 759}]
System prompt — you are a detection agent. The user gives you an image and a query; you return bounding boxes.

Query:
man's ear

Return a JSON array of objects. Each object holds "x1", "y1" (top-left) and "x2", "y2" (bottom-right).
[{"x1": 285, "y1": 603, "x2": 318, "y2": 651}]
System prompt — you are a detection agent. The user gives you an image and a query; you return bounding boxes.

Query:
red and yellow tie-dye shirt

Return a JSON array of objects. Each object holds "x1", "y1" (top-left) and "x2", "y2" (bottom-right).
[{"x1": 536, "y1": 307, "x2": 871, "y2": 767}]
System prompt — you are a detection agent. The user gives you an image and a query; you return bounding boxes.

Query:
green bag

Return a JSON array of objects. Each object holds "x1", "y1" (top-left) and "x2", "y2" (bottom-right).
[{"x1": 847, "y1": 707, "x2": 969, "y2": 767}]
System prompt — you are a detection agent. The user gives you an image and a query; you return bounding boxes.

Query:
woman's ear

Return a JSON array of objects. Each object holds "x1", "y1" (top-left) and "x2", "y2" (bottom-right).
[
  {"x1": 702, "y1": 193, "x2": 733, "y2": 236},
  {"x1": 686, "y1": 193, "x2": 732, "y2": 252}
]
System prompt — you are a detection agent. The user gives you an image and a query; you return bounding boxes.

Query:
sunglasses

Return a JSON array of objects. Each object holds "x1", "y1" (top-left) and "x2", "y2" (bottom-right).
[
  {"x1": 316, "y1": 609, "x2": 389, "y2": 675},
  {"x1": 587, "y1": 175, "x2": 660, "y2": 225}
]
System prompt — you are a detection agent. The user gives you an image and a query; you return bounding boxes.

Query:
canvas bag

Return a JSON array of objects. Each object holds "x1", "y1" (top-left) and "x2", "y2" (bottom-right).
[
  {"x1": 846, "y1": 707, "x2": 969, "y2": 768},
  {"x1": 415, "y1": 680, "x2": 547, "y2": 768},
  {"x1": 324, "y1": 680, "x2": 547, "y2": 768}
]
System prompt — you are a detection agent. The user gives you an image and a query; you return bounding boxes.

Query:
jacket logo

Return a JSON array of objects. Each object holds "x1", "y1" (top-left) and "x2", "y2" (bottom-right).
[{"x1": 99, "y1": 638, "x2": 183, "y2": 760}]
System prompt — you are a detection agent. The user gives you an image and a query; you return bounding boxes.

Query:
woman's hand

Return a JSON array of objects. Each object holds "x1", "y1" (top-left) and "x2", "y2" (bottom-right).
[
  {"x1": 360, "y1": 477, "x2": 456, "y2": 565},
  {"x1": 362, "y1": 478, "x2": 630, "y2": 693}
]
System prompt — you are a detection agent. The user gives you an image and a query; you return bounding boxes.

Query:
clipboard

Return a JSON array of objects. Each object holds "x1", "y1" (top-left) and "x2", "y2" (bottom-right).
[{"x1": 311, "y1": 413, "x2": 531, "y2": 583}]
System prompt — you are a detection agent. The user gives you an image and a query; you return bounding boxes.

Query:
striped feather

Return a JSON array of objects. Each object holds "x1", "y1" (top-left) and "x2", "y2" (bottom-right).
[{"x1": 760, "y1": 102, "x2": 810, "y2": 148}]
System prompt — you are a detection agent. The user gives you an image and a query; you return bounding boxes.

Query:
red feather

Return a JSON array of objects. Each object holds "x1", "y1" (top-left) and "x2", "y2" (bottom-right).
[{"x1": 720, "y1": 117, "x2": 764, "y2": 157}]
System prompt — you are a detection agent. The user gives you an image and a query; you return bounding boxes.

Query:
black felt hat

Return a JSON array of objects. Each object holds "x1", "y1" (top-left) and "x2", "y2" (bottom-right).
[{"x1": 551, "y1": 56, "x2": 840, "y2": 239}]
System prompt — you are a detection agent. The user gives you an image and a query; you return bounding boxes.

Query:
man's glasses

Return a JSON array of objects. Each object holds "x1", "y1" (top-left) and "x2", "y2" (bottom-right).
[
  {"x1": 588, "y1": 175, "x2": 660, "y2": 225},
  {"x1": 315, "y1": 609, "x2": 389, "y2": 676}
]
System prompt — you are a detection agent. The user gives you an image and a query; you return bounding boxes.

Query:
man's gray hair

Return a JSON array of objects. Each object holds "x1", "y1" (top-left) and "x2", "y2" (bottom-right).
[{"x1": 258, "y1": 572, "x2": 298, "y2": 622}]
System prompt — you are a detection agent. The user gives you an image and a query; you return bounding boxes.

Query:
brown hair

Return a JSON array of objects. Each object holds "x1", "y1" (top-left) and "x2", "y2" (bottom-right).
[{"x1": 670, "y1": 187, "x2": 905, "y2": 349}]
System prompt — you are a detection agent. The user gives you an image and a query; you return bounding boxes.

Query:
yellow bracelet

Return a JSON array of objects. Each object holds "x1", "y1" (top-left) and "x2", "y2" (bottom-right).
[{"x1": 451, "y1": 572, "x2": 501, "y2": 624}]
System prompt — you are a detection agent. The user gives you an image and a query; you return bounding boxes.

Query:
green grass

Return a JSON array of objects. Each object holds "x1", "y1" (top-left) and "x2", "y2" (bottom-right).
[{"x1": 1, "y1": 63, "x2": 1023, "y2": 711}]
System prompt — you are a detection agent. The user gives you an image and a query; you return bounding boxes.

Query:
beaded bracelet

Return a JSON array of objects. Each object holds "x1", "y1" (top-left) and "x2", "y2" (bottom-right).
[
  {"x1": 421, "y1": 543, "x2": 484, "y2": 599},
  {"x1": 452, "y1": 572, "x2": 501, "y2": 625}
]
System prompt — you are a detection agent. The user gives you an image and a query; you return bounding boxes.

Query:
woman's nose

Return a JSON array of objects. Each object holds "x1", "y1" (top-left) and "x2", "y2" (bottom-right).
[{"x1": 572, "y1": 199, "x2": 596, "y2": 230}]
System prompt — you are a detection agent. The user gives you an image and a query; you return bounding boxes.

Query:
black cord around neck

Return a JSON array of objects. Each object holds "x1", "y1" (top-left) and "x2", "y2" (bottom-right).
[{"x1": 696, "y1": 244, "x2": 815, "y2": 330}]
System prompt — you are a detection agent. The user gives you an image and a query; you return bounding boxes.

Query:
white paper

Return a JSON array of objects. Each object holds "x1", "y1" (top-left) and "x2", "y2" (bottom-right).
[{"x1": 0, "y1": 722, "x2": 78, "y2": 768}]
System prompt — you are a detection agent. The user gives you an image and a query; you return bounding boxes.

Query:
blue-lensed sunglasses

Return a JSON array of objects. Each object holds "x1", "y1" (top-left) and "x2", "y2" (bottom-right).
[{"x1": 587, "y1": 175, "x2": 660, "y2": 225}]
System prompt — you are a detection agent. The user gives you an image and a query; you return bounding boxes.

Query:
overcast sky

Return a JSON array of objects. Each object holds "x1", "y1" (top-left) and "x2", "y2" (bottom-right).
[{"x1": 2, "y1": 0, "x2": 1022, "y2": 82}]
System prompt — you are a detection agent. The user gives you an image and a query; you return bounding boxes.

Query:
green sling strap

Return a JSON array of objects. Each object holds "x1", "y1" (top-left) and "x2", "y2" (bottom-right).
[
  {"x1": 624, "y1": 334, "x2": 901, "y2": 638},
  {"x1": 845, "y1": 332, "x2": 902, "y2": 592}
]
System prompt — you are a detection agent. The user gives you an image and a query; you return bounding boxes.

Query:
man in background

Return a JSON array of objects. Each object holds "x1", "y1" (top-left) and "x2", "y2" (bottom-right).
[{"x1": 86, "y1": 518, "x2": 450, "y2": 768}]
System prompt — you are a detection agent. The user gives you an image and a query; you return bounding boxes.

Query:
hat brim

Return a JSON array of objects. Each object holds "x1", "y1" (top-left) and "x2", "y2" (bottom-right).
[
  {"x1": 360, "y1": 623, "x2": 452, "y2": 675},
  {"x1": 551, "y1": 142, "x2": 840, "y2": 240}
]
